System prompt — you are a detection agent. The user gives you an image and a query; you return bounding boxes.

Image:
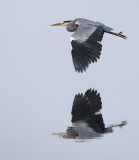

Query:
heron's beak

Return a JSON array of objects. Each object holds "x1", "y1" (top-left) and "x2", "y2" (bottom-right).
[{"x1": 51, "y1": 22, "x2": 67, "y2": 27}]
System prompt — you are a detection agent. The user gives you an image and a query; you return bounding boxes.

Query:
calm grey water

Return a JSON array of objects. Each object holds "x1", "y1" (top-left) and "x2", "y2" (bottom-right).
[{"x1": 0, "y1": 0, "x2": 139, "y2": 159}]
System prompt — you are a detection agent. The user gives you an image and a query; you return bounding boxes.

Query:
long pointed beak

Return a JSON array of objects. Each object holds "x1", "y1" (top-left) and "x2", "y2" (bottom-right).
[{"x1": 51, "y1": 22, "x2": 63, "y2": 26}]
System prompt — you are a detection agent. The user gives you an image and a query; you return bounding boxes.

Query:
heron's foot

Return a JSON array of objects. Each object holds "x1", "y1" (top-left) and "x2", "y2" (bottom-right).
[
  {"x1": 118, "y1": 32, "x2": 127, "y2": 39},
  {"x1": 119, "y1": 120, "x2": 127, "y2": 128}
]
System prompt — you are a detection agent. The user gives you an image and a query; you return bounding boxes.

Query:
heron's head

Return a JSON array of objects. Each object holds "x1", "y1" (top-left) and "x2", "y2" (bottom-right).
[{"x1": 51, "y1": 20, "x2": 72, "y2": 27}]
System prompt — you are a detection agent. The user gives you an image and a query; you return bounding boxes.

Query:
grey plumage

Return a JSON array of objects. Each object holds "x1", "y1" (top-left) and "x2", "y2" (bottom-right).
[{"x1": 51, "y1": 18, "x2": 127, "y2": 73}]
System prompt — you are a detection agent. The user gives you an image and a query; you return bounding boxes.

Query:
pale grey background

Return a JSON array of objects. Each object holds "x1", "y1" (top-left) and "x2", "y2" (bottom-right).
[{"x1": 0, "y1": 0, "x2": 139, "y2": 159}]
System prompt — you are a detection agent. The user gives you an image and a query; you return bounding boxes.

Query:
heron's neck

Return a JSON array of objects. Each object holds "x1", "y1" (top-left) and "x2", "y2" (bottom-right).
[{"x1": 66, "y1": 22, "x2": 77, "y2": 32}]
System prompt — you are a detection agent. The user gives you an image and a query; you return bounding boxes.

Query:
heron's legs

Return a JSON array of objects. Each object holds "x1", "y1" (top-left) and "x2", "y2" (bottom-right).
[
  {"x1": 105, "y1": 31, "x2": 127, "y2": 39},
  {"x1": 110, "y1": 121, "x2": 127, "y2": 128}
]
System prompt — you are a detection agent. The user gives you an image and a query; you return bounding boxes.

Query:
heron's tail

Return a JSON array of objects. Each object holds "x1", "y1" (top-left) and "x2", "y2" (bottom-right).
[{"x1": 103, "y1": 26, "x2": 113, "y2": 32}]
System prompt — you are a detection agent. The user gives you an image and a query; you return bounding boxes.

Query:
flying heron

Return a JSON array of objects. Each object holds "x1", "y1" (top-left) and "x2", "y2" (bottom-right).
[
  {"x1": 52, "y1": 89, "x2": 127, "y2": 140},
  {"x1": 51, "y1": 18, "x2": 127, "y2": 73}
]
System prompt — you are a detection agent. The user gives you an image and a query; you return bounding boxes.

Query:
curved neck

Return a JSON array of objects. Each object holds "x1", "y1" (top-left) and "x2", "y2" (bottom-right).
[{"x1": 66, "y1": 22, "x2": 78, "y2": 32}]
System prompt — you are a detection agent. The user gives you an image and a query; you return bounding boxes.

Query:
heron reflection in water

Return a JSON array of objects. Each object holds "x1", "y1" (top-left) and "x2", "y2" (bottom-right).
[
  {"x1": 52, "y1": 89, "x2": 127, "y2": 140},
  {"x1": 51, "y1": 18, "x2": 127, "y2": 73}
]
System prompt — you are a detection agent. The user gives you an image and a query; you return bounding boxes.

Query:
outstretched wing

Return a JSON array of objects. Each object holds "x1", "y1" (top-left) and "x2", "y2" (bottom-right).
[
  {"x1": 71, "y1": 93, "x2": 92, "y2": 123},
  {"x1": 85, "y1": 89, "x2": 102, "y2": 113},
  {"x1": 71, "y1": 21, "x2": 104, "y2": 72},
  {"x1": 71, "y1": 89, "x2": 102, "y2": 123}
]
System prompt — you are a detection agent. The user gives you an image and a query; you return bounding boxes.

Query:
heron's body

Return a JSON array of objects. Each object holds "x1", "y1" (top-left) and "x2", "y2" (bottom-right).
[
  {"x1": 51, "y1": 18, "x2": 127, "y2": 73},
  {"x1": 52, "y1": 89, "x2": 127, "y2": 140},
  {"x1": 66, "y1": 18, "x2": 112, "y2": 32}
]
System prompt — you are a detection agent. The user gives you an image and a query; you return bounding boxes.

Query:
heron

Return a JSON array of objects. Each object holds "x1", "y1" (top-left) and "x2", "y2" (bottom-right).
[
  {"x1": 51, "y1": 18, "x2": 127, "y2": 73},
  {"x1": 52, "y1": 89, "x2": 127, "y2": 140}
]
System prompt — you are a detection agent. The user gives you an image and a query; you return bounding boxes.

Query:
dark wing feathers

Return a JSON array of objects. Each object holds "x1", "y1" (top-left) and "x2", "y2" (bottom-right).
[
  {"x1": 71, "y1": 41, "x2": 91, "y2": 72},
  {"x1": 71, "y1": 94, "x2": 92, "y2": 122},
  {"x1": 88, "y1": 114, "x2": 105, "y2": 133},
  {"x1": 71, "y1": 89, "x2": 102, "y2": 123},
  {"x1": 71, "y1": 89, "x2": 105, "y2": 133},
  {"x1": 95, "y1": 114, "x2": 105, "y2": 131},
  {"x1": 71, "y1": 23, "x2": 104, "y2": 72},
  {"x1": 85, "y1": 89, "x2": 102, "y2": 113}
]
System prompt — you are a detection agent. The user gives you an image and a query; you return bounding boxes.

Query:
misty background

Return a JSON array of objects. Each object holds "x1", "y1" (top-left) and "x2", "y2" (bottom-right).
[{"x1": 0, "y1": 0, "x2": 139, "y2": 159}]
